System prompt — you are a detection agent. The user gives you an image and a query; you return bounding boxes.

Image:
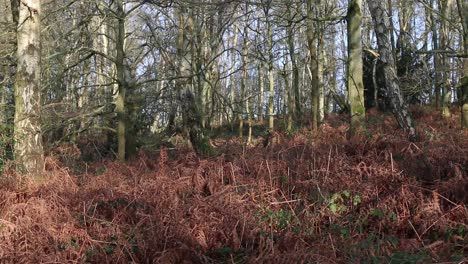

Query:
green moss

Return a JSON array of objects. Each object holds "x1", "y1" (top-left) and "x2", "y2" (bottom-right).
[
  {"x1": 196, "y1": 136, "x2": 213, "y2": 157},
  {"x1": 354, "y1": 104, "x2": 366, "y2": 115}
]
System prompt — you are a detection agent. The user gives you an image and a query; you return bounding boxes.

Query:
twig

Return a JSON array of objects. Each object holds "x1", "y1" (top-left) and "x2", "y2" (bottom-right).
[
  {"x1": 421, "y1": 205, "x2": 463, "y2": 236},
  {"x1": 390, "y1": 152, "x2": 394, "y2": 173},
  {"x1": 405, "y1": 184, "x2": 460, "y2": 207},
  {"x1": 266, "y1": 159, "x2": 272, "y2": 189},
  {"x1": 326, "y1": 146, "x2": 332, "y2": 180},
  {"x1": 328, "y1": 233, "x2": 337, "y2": 258},
  {"x1": 230, "y1": 162, "x2": 237, "y2": 189},
  {"x1": 408, "y1": 220, "x2": 424, "y2": 247},
  {"x1": 270, "y1": 199, "x2": 301, "y2": 205}
]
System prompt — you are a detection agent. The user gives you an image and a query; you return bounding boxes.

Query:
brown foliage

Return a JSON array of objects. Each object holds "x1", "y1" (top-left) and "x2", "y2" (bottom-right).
[{"x1": 0, "y1": 108, "x2": 466, "y2": 263}]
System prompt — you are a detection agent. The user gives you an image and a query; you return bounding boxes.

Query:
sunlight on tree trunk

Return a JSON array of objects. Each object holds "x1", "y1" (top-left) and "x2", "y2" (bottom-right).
[
  {"x1": 258, "y1": 62, "x2": 264, "y2": 123},
  {"x1": 239, "y1": 5, "x2": 250, "y2": 139},
  {"x1": 266, "y1": 11, "x2": 275, "y2": 131},
  {"x1": 368, "y1": 0, "x2": 418, "y2": 140},
  {"x1": 177, "y1": 5, "x2": 211, "y2": 156},
  {"x1": 115, "y1": 0, "x2": 128, "y2": 160},
  {"x1": 287, "y1": 3, "x2": 300, "y2": 123},
  {"x1": 283, "y1": 66, "x2": 293, "y2": 133},
  {"x1": 14, "y1": 0, "x2": 44, "y2": 176},
  {"x1": 440, "y1": 0, "x2": 452, "y2": 118},
  {"x1": 347, "y1": 0, "x2": 365, "y2": 134},
  {"x1": 229, "y1": 22, "x2": 238, "y2": 126},
  {"x1": 307, "y1": 0, "x2": 320, "y2": 130}
]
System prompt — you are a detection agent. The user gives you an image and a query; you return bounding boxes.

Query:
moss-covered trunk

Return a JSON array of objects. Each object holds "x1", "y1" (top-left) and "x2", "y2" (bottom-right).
[
  {"x1": 347, "y1": 0, "x2": 365, "y2": 134},
  {"x1": 177, "y1": 6, "x2": 211, "y2": 156}
]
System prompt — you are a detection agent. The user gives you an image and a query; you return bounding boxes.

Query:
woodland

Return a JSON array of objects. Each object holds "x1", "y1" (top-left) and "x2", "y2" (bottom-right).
[{"x1": 0, "y1": 0, "x2": 467, "y2": 263}]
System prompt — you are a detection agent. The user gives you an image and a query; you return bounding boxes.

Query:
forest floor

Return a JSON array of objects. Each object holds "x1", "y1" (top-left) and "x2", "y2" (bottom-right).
[{"x1": 0, "y1": 107, "x2": 467, "y2": 263}]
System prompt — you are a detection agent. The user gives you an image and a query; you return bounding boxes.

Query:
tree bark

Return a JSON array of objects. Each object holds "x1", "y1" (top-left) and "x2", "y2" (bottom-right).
[
  {"x1": 258, "y1": 62, "x2": 264, "y2": 123},
  {"x1": 456, "y1": 0, "x2": 468, "y2": 128},
  {"x1": 177, "y1": 5, "x2": 211, "y2": 155},
  {"x1": 368, "y1": 0, "x2": 418, "y2": 140},
  {"x1": 229, "y1": 22, "x2": 238, "y2": 125},
  {"x1": 439, "y1": 0, "x2": 451, "y2": 118},
  {"x1": 287, "y1": 4, "x2": 301, "y2": 123},
  {"x1": 430, "y1": 0, "x2": 442, "y2": 107},
  {"x1": 307, "y1": 0, "x2": 320, "y2": 130},
  {"x1": 347, "y1": 0, "x2": 366, "y2": 133},
  {"x1": 318, "y1": 32, "x2": 325, "y2": 124},
  {"x1": 239, "y1": 13, "x2": 249, "y2": 138},
  {"x1": 266, "y1": 7, "x2": 275, "y2": 131},
  {"x1": 14, "y1": 0, "x2": 44, "y2": 175},
  {"x1": 114, "y1": 0, "x2": 137, "y2": 160}
]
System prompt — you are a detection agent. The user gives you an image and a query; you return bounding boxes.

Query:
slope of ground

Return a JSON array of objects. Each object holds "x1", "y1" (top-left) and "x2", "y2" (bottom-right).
[{"x1": 0, "y1": 108, "x2": 466, "y2": 263}]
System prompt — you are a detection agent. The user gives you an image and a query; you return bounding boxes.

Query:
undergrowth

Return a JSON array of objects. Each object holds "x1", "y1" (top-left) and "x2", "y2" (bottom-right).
[{"x1": 0, "y1": 109, "x2": 466, "y2": 263}]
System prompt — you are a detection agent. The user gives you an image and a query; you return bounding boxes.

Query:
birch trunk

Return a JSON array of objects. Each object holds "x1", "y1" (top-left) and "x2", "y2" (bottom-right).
[
  {"x1": 267, "y1": 11, "x2": 275, "y2": 131},
  {"x1": 368, "y1": 0, "x2": 418, "y2": 140},
  {"x1": 439, "y1": 0, "x2": 452, "y2": 118},
  {"x1": 14, "y1": 0, "x2": 44, "y2": 175},
  {"x1": 258, "y1": 62, "x2": 264, "y2": 123}
]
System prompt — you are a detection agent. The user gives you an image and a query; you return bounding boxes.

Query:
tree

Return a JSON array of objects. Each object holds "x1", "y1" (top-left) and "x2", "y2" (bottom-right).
[
  {"x1": 114, "y1": 0, "x2": 135, "y2": 160},
  {"x1": 263, "y1": 1, "x2": 275, "y2": 131},
  {"x1": 307, "y1": 0, "x2": 320, "y2": 130},
  {"x1": 177, "y1": 3, "x2": 212, "y2": 155},
  {"x1": 347, "y1": 0, "x2": 365, "y2": 133},
  {"x1": 456, "y1": 0, "x2": 468, "y2": 128},
  {"x1": 286, "y1": 1, "x2": 301, "y2": 123},
  {"x1": 239, "y1": 3, "x2": 250, "y2": 139},
  {"x1": 439, "y1": 0, "x2": 452, "y2": 118},
  {"x1": 368, "y1": 0, "x2": 418, "y2": 141},
  {"x1": 14, "y1": 0, "x2": 44, "y2": 175}
]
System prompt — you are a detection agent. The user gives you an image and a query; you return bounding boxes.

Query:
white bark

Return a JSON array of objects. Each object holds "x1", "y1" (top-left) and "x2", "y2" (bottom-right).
[{"x1": 14, "y1": 0, "x2": 44, "y2": 175}]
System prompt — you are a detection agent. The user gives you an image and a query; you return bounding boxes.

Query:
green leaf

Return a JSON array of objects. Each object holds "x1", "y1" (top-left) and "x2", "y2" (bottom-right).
[
  {"x1": 353, "y1": 195, "x2": 361, "y2": 206},
  {"x1": 371, "y1": 208, "x2": 384, "y2": 219},
  {"x1": 216, "y1": 247, "x2": 232, "y2": 255},
  {"x1": 343, "y1": 190, "x2": 351, "y2": 198}
]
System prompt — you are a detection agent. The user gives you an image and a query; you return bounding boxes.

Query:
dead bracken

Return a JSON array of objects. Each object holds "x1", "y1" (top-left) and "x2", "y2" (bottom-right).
[{"x1": 0, "y1": 108, "x2": 466, "y2": 263}]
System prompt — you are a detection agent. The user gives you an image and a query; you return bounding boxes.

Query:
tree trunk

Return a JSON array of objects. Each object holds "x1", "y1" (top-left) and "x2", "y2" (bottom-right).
[
  {"x1": 307, "y1": 0, "x2": 320, "y2": 130},
  {"x1": 266, "y1": 11, "x2": 275, "y2": 131},
  {"x1": 229, "y1": 22, "x2": 238, "y2": 125},
  {"x1": 239, "y1": 18, "x2": 249, "y2": 138},
  {"x1": 387, "y1": 0, "x2": 396, "y2": 62},
  {"x1": 282, "y1": 67, "x2": 293, "y2": 132},
  {"x1": 318, "y1": 34, "x2": 325, "y2": 124},
  {"x1": 440, "y1": 0, "x2": 451, "y2": 117},
  {"x1": 14, "y1": 0, "x2": 44, "y2": 175},
  {"x1": 114, "y1": 0, "x2": 136, "y2": 160},
  {"x1": 287, "y1": 3, "x2": 301, "y2": 122},
  {"x1": 456, "y1": 0, "x2": 468, "y2": 128},
  {"x1": 347, "y1": 0, "x2": 366, "y2": 133},
  {"x1": 368, "y1": 0, "x2": 418, "y2": 141},
  {"x1": 0, "y1": 66, "x2": 5, "y2": 125},
  {"x1": 177, "y1": 6, "x2": 211, "y2": 156},
  {"x1": 258, "y1": 62, "x2": 264, "y2": 123},
  {"x1": 430, "y1": 0, "x2": 442, "y2": 107}
]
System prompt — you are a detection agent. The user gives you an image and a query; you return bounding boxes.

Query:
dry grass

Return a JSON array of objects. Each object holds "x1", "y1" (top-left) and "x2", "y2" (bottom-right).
[{"x1": 0, "y1": 108, "x2": 466, "y2": 263}]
